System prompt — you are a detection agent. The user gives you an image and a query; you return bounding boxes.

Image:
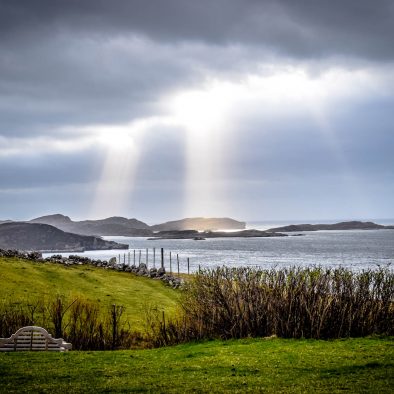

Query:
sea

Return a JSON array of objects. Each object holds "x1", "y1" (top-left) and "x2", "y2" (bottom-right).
[{"x1": 43, "y1": 220, "x2": 394, "y2": 273}]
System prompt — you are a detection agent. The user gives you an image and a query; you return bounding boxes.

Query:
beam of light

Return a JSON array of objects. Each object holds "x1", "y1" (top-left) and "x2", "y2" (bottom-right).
[
  {"x1": 168, "y1": 82, "x2": 236, "y2": 217},
  {"x1": 88, "y1": 117, "x2": 173, "y2": 218},
  {"x1": 166, "y1": 69, "x2": 327, "y2": 217},
  {"x1": 90, "y1": 127, "x2": 139, "y2": 218},
  {"x1": 165, "y1": 66, "x2": 381, "y2": 218},
  {"x1": 308, "y1": 104, "x2": 372, "y2": 217},
  {"x1": 87, "y1": 120, "x2": 152, "y2": 218}
]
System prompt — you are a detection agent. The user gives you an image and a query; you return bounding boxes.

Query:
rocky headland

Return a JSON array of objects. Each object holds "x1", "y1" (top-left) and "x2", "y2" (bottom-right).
[
  {"x1": 0, "y1": 222, "x2": 128, "y2": 252},
  {"x1": 267, "y1": 220, "x2": 394, "y2": 232}
]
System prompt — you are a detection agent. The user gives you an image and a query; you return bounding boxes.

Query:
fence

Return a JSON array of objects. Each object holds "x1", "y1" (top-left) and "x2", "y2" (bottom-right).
[{"x1": 115, "y1": 248, "x2": 194, "y2": 275}]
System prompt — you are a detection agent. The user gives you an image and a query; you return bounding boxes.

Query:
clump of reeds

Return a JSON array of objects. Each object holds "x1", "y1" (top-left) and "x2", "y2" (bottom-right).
[
  {"x1": 0, "y1": 296, "x2": 141, "y2": 350},
  {"x1": 149, "y1": 266, "x2": 394, "y2": 345}
]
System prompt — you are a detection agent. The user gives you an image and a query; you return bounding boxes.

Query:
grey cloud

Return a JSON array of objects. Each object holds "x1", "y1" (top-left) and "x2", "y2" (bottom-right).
[
  {"x1": 1, "y1": 0, "x2": 393, "y2": 221},
  {"x1": 0, "y1": 34, "x2": 202, "y2": 137},
  {"x1": 0, "y1": 148, "x2": 100, "y2": 188},
  {"x1": 2, "y1": 0, "x2": 393, "y2": 140},
  {"x1": 226, "y1": 95, "x2": 394, "y2": 184},
  {"x1": 1, "y1": 0, "x2": 393, "y2": 60}
]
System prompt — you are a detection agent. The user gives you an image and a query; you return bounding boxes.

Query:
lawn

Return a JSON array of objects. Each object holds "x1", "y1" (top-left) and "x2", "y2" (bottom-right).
[
  {"x1": 0, "y1": 337, "x2": 393, "y2": 393},
  {"x1": 0, "y1": 257, "x2": 180, "y2": 328}
]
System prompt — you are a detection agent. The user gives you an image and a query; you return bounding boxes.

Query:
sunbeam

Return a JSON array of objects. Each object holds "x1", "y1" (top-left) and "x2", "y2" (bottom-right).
[
  {"x1": 308, "y1": 104, "x2": 371, "y2": 217},
  {"x1": 166, "y1": 66, "x2": 379, "y2": 218},
  {"x1": 89, "y1": 123, "x2": 146, "y2": 218},
  {"x1": 169, "y1": 82, "x2": 235, "y2": 217}
]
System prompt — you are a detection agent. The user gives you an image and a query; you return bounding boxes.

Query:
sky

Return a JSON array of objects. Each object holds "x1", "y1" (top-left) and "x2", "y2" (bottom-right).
[{"x1": 0, "y1": 0, "x2": 393, "y2": 223}]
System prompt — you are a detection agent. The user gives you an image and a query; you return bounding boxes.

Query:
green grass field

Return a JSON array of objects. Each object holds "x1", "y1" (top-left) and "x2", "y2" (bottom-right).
[
  {"x1": 0, "y1": 257, "x2": 179, "y2": 328},
  {"x1": 0, "y1": 337, "x2": 393, "y2": 393},
  {"x1": 1, "y1": 257, "x2": 393, "y2": 392}
]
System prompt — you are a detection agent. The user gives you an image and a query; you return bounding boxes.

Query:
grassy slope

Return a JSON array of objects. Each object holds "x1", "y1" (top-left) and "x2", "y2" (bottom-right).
[
  {"x1": 0, "y1": 337, "x2": 393, "y2": 393},
  {"x1": 0, "y1": 257, "x2": 179, "y2": 328},
  {"x1": 1, "y1": 257, "x2": 393, "y2": 392}
]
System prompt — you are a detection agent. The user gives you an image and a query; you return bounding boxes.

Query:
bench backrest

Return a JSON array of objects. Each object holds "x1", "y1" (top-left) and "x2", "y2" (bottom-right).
[{"x1": 0, "y1": 326, "x2": 72, "y2": 352}]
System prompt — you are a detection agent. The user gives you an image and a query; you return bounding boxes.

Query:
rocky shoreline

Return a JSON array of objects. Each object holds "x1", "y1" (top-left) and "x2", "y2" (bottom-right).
[{"x1": 0, "y1": 249, "x2": 183, "y2": 289}]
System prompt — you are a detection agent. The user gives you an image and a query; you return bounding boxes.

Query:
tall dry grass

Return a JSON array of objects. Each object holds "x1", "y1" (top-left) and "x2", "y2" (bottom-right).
[
  {"x1": 1, "y1": 267, "x2": 393, "y2": 349},
  {"x1": 149, "y1": 266, "x2": 394, "y2": 345},
  {"x1": 0, "y1": 296, "x2": 141, "y2": 350}
]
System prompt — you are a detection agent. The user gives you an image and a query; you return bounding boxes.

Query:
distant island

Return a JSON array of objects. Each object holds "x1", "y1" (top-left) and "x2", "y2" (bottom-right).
[
  {"x1": 150, "y1": 217, "x2": 246, "y2": 231},
  {"x1": 0, "y1": 222, "x2": 128, "y2": 252},
  {"x1": 268, "y1": 221, "x2": 394, "y2": 232},
  {"x1": 148, "y1": 229, "x2": 287, "y2": 240}
]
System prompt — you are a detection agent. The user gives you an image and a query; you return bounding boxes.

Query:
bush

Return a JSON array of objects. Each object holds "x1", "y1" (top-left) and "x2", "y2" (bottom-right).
[
  {"x1": 0, "y1": 296, "x2": 142, "y2": 350},
  {"x1": 149, "y1": 266, "x2": 394, "y2": 345}
]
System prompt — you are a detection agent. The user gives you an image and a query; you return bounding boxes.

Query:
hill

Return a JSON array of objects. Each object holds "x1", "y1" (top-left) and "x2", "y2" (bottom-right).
[
  {"x1": 28, "y1": 214, "x2": 247, "y2": 234},
  {"x1": 268, "y1": 220, "x2": 394, "y2": 232},
  {"x1": 151, "y1": 217, "x2": 246, "y2": 231},
  {"x1": 0, "y1": 222, "x2": 128, "y2": 252},
  {"x1": 0, "y1": 256, "x2": 179, "y2": 328},
  {"x1": 30, "y1": 214, "x2": 152, "y2": 236}
]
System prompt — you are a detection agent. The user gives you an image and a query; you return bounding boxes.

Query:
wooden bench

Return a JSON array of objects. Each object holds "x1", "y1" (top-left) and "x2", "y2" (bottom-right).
[{"x1": 0, "y1": 326, "x2": 72, "y2": 352}]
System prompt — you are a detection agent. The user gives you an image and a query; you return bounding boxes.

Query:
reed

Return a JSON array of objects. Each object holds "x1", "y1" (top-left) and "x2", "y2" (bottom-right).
[
  {"x1": 150, "y1": 266, "x2": 394, "y2": 345},
  {"x1": 0, "y1": 296, "x2": 141, "y2": 350},
  {"x1": 1, "y1": 266, "x2": 393, "y2": 349}
]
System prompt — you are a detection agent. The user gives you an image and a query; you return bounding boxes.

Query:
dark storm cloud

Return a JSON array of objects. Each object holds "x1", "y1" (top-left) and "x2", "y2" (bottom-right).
[
  {"x1": 0, "y1": 0, "x2": 393, "y2": 221},
  {"x1": 1, "y1": 0, "x2": 393, "y2": 60},
  {"x1": 0, "y1": 32, "x2": 202, "y2": 137},
  {"x1": 1, "y1": 0, "x2": 393, "y2": 137}
]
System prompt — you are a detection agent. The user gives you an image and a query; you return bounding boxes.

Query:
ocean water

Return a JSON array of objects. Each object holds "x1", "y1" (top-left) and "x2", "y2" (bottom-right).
[{"x1": 43, "y1": 225, "x2": 394, "y2": 273}]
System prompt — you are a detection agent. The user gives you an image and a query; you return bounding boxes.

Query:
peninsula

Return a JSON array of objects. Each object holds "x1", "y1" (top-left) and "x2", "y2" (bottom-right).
[
  {"x1": 0, "y1": 222, "x2": 128, "y2": 252},
  {"x1": 268, "y1": 221, "x2": 394, "y2": 232}
]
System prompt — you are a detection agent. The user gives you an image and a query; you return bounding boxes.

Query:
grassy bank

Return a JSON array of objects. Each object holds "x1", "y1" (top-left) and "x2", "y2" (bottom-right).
[
  {"x1": 1, "y1": 337, "x2": 393, "y2": 393},
  {"x1": 0, "y1": 257, "x2": 179, "y2": 329}
]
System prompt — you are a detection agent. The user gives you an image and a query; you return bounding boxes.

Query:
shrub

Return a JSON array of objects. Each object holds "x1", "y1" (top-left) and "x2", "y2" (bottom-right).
[{"x1": 150, "y1": 266, "x2": 394, "y2": 345}]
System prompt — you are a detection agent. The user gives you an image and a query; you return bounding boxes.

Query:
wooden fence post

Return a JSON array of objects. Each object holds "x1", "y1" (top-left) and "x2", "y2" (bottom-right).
[
  {"x1": 187, "y1": 257, "x2": 190, "y2": 275},
  {"x1": 153, "y1": 248, "x2": 156, "y2": 268},
  {"x1": 161, "y1": 248, "x2": 164, "y2": 269},
  {"x1": 169, "y1": 252, "x2": 172, "y2": 275},
  {"x1": 177, "y1": 254, "x2": 180, "y2": 277}
]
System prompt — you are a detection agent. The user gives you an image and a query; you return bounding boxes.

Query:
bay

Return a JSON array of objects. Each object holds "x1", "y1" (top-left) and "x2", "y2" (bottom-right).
[{"x1": 43, "y1": 227, "x2": 394, "y2": 273}]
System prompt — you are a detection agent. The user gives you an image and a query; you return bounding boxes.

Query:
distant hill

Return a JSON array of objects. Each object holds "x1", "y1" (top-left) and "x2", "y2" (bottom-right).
[
  {"x1": 0, "y1": 222, "x2": 128, "y2": 252},
  {"x1": 268, "y1": 221, "x2": 394, "y2": 232},
  {"x1": 28, "y1": 214, "x2": 246, "y2": 234},
  {"x1": 30, "y1": 214, "x2": 152, "y2": 236},
  {"x1": 151, "y1": 217, "x2": 246, "y2": 231}
]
